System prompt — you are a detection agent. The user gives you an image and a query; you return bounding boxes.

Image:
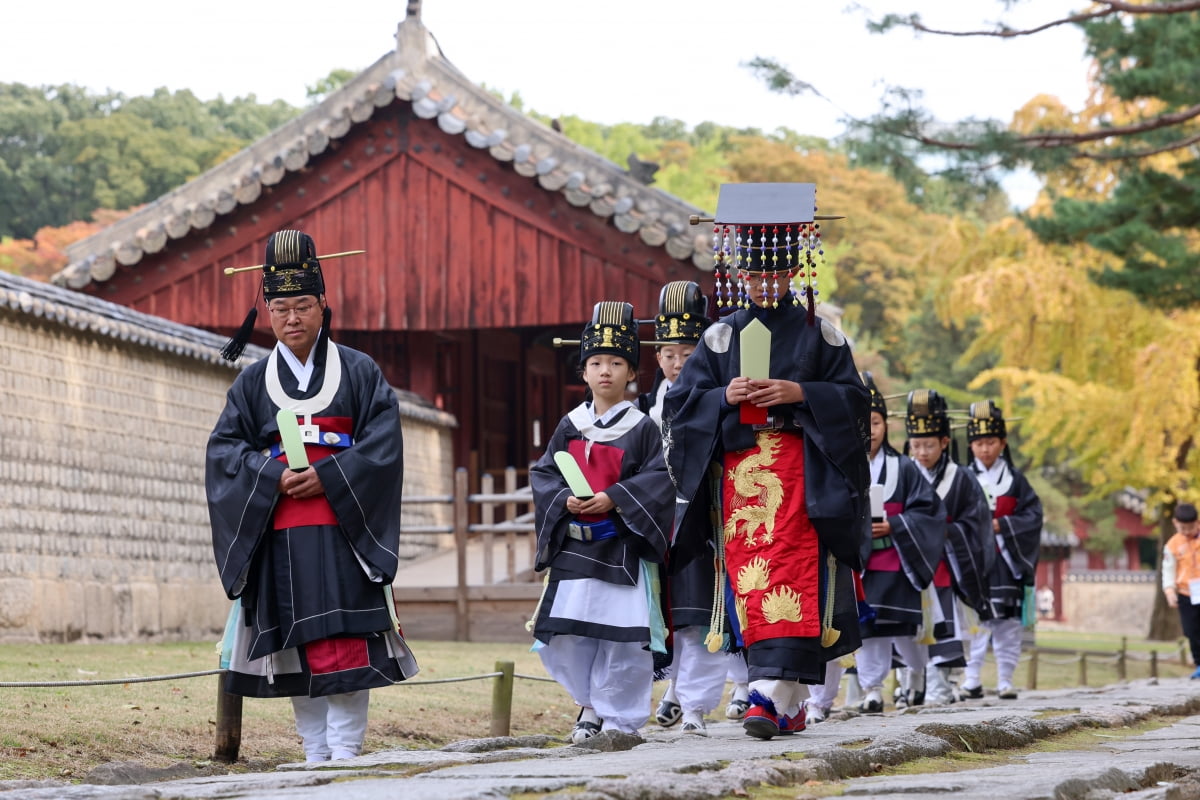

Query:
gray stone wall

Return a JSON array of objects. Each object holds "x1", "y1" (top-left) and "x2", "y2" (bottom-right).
[
  {"x1": 1062, "y1": 572, "x2": 1155, "y2": 636},
  {"x1": 0, "y1": 306, "x2": 454, "y2": 643}
]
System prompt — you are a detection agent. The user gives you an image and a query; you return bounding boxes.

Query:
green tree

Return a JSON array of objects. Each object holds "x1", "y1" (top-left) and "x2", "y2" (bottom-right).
[{"x1": 0, "y1": 83, "x2": 301, "y2": 239}]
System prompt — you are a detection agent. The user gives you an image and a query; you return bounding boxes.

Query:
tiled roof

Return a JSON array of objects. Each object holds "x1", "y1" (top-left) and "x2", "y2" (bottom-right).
[
  {"x1": 1, "y1": 269, "x2": 265, "y2": 367},
  {"x1": 1, "y1": 268, "x2": 454, "y2": 422},
  {"x1": 54, "y1": 12, "x2": 710, "y2": 290}
]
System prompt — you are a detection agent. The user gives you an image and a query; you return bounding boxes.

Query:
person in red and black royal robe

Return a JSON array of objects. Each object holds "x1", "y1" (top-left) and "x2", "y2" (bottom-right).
[
  {"x1": 663, "y1": 182, "x2": 871, "y2": 740},
  {"x1": 961, "y1": 400, "x2": 1043, "y2": 700},
  {"x1": 206, "y1": 230, "x2": 416, "y2": 763}
]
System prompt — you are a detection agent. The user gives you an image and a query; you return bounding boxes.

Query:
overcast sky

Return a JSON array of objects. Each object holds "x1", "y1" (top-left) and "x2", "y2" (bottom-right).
[{"x1": 6, "y1": 0, "x2": 1091, "y2": 205}]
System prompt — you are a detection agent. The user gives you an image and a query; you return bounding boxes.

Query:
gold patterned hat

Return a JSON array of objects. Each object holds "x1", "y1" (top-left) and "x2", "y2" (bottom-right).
[
  {"x1": 580, "y1": 301, "x2": 639, "y2": 368},
  {"x1": 966, "y1": 400, "x2": 1007, "y2": 441},
  {"x1": 261, "y1": 230, "x2": 324, "y2": 300},
  {"x1": 905, "y1": 389, "x2": 950, "y2": 438},
  {"x1": 654, "y1": 281, "x2": 708, "y2": 343}
]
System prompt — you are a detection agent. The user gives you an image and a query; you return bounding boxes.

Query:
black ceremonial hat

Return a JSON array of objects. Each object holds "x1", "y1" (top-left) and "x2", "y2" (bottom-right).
[
  {"x1": 261, "y1": 230, "x2": 325, "y2": 299},
  {"x1": 862, "y1": 371, "x2": 887, "y2": 418},
  {"x1": 654, "y1": 281, "x2": 708, "y2": 343},
  {"x1": 580, "y1": 301, "x2": 640, "y2": 368},
  {"x1": 905, "y1": 389, "x2": 950, "y2": 438},
  {"x1": 966, "y1": 400, "x2": 1007, "y2": 441}
]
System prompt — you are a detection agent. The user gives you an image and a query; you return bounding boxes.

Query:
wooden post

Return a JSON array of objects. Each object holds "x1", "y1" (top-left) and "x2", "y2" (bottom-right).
[
  {"x1": 481, "y1": 473, "x2": 495, "y2": 585},
  {"x1": 1026, "y1": 648, "x2": 1038, "y2": 690},
  {"x1": 1181, "y1": 639, "x2": 1188, "y2": 667},
  {"x1": 1078, "y1": 652, "x2": 1088, "y2": 687},
  {"x1": 1150, "y1": 650, "x2": 1159, "y2": 679},
  {"x1": 505, "y1": 466, "x2": 518, "y2": 582},
  {"x1": 490, "y1": 660, "x2": 515, "y2": 737},
  {"x1": 1117, "y1": 638, "x2": 1127, "y2": 681},
  {"x1": 213, "y1": 673, "x2": 242, "y2": 763},
  {"x1": 454, "y1": 467, "x2": 470, "y2": 642}
]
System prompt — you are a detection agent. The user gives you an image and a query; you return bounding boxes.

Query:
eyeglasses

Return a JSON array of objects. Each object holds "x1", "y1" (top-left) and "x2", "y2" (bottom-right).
[{"x1": 267, "y1": 302, "x2": 318, "y2": 319}]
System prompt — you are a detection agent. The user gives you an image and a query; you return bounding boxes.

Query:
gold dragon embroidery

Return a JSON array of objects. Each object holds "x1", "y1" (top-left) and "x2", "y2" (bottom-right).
[{"x1": 723, "y1": 432, "x2": 785, "y2": 548}]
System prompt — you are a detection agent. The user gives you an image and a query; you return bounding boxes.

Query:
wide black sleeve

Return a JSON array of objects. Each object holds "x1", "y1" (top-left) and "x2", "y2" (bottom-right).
[
  {"x1": 998, "y1": 470, "x2": 1043, "y2": 585},
  {"x1": 885, "y1": 458, "x2": 947, "y2": 592},
  {"x1": 662, "y1": 334, "x2": 732, "y2": 504},
  {"x1": 314, "y1": 353, "x2": 405, "y2": 583},
  {"x1": 206, "y1": 369, "x2": 288, "y2": 599},
  {"x1": 604, "y1": 418, "x2": 673, "y2": 564},
  {"x1": 943, "y1": 468, "x2": 994, "y2": 614},
  {"x1": 530, "y1": 420, "x2": 576, "y2": 572}
]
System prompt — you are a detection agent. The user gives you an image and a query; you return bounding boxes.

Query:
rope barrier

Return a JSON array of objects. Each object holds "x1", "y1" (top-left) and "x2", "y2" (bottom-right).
[
  {"x1": 0, "y1": 669, "x2": 563, "y2": 689},
  {"x1": 515, "y1": 672, "x2": 557, "y2": 683},
  {"x1": 0, "y1": 669, "x2": 223, "y2": 688}
]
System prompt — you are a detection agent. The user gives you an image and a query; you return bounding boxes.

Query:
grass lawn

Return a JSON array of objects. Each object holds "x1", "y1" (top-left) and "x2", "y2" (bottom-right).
[{"x1": 0, "y1": 629, "x2": 1189, "y2": 783}]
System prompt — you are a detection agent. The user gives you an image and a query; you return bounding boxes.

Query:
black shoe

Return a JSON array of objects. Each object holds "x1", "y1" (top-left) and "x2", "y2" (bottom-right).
[
  {"x1": 655, "y1": 699, "x2": 682, "y2": 727},
  {"x1": 961, "y1": 685, "x2": 984, "y2": 699}
]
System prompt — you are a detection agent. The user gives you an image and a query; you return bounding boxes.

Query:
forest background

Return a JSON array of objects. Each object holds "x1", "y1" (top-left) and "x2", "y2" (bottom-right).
[{"x1": 3, "y1": 2, "x2": 1200, "y2": 637}]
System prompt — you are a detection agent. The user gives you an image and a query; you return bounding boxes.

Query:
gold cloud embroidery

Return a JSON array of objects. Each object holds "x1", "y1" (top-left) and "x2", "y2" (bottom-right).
[
  {"x1": 736, "y1": 556, "x2": 771, "y2": 595},
  {"x1": 761, "y1": 585, "x2": 803, "y2": 624}
]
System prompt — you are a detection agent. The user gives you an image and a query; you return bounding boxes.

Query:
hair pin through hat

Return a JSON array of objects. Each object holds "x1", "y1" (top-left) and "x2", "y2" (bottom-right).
[{"x1": 222, "y1": 250, "x2": 366, "y2": 275}]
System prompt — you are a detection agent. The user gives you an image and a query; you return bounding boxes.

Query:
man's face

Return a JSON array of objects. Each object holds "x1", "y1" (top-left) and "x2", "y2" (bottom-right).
[
  {"x1": 656, "y1": 344, "x2": 696, "y2": 383},
  {"x1": 970, "y1": 436, "x2": 1005, "y2": 468},
  {"x1": 908, "y1": 436, "x2": 948, "y2": 471},
  {"x1": 267, "y1": 295, "x2": 325, "y2": 359}
]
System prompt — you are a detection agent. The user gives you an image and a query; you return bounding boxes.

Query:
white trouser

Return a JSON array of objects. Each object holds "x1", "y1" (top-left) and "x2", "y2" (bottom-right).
[
  {"x1": 807, "y1": 660, "x2": 844, "y2": 710},
  {"x1": 965, "y1": 617, "x2": 1023, "y2": 688},
  {"x1": 291, "y1": 691, "x2": 370, "y2": 761},
  {"x1": 671, "y1": 628, "x2": 730, "y2": 715},
  {"x1": 539, "y1": 635, "x2": 652, "y2": 733},
  {"x1": 748, "y1": 679, "x2": 809, "y2": 719},
  {"x1": 855, "y1": 636, "x2": 929, "y2": 690},
  {"x1": 726, "y1": 651, "x2": 748, "y2": 686}
]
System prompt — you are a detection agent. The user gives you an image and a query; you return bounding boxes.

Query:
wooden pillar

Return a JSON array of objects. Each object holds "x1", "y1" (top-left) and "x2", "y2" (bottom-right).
[
  {"x1": 213, "y1": 674, "x2": 242, "y2": 763},
  {"x1": 490, "y1": 660, "x2": 515, "y2": 737}
]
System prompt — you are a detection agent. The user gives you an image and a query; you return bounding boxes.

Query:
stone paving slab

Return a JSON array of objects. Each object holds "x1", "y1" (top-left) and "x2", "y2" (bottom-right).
[{"x1": 6, "y1": 678, "x2": 1200, "y2": 800}]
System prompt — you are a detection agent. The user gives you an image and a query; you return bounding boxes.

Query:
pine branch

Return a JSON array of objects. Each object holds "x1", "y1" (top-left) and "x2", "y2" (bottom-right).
[{"x1": 875, "y1": 1, "x2": 1200, "y2": 39}]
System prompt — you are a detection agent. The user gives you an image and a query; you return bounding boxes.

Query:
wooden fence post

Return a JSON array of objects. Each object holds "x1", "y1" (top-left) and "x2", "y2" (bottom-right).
[
  {"x1": 1150, "y1": 650, "x2": 1159, "y2": 679},
  {"x1": 481, "y1": 473, "x2": 495, "y2": 585},
  {"x1": 1026, "y1": 648, "x2": 1038, "y2": 690},
  {"x1": 1078, "y1": 653, "x2": 1088, "y2": 687},
  {"x1": 1117, "y1": 638, "x2": 1127, "y2": 681},
  {"x1": 213, "y1": 674, "x2": 242, "y2": 763},
  {"x1": 490, "y1": 660, "x2": 515, "y2": 737},
  {"x1": 454, "y1": 467, "x2": 470, "y2": 642},
  {"x1": 505, "y1": 466, "x2": 518, "y2": 582}
]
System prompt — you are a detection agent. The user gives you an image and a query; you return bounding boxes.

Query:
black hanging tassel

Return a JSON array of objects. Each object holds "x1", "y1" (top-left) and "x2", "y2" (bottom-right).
[
  {"x1": 220, "y1": 307, "x2": 257, "y2": 362},
  {"x1": 806, "y1": 285, "x2": 816, "y2": 326},
  {"x1": 314, "y1": 305, "x2": 333, "y2": 368}
]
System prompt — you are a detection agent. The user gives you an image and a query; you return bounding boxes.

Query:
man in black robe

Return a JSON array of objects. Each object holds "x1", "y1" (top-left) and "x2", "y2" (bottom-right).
[
  {"x1": 664, "y1": 183, "x2": 870, "y2": 739},
  {"x1": 207, "y1": 230, "x2": 416, "y2": 763}
]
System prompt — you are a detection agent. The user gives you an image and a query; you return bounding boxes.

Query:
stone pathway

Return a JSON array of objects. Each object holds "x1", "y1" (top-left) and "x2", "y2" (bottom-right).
[{"x1": 5, "y1": 679, "x2": 1200, "y2": 799}]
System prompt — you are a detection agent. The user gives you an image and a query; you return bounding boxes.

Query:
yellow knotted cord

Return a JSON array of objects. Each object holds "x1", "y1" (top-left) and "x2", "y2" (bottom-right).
[
  {"x1": 705, "y1": 465, "x2": 727, "y2": 653},
  {"x1": 820, "y1": 552, "x2": 841, "y2": 647},
  {"x1": 525, "y1": 570, "x2": 551, "y2": 633}
]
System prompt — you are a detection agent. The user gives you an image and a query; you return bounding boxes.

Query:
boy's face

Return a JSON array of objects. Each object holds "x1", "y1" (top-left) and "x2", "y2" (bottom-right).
[
  {"x1": 583, "y1": 354, "x2": 634, "y2": 404},
  {"x1": 908, "y1": 435, "x2": 948, "y2": 471},
  {"x1": 970, "y1": 436, "x2": 1005, "y2": 468},
  {"x1": 656, "y1": 343, "x2": 696, "y2": 383},
  {"x1": 743, "y1": 272, "x2": 777, "y2": 308},
  {"x1": 869, "y1": 412, "x2": 888, "y2": 456}
]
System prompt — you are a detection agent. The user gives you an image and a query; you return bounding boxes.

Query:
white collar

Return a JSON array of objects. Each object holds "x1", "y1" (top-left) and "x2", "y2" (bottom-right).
[
  {"x1": 567, "y1": 400, "x2": 641, "y2": 443},
  {"x1": 266, "y1": 340, "x2": 342, "y2": 416},
  {"x1": 276, "y1": 336, "x2": 319, "y2": 392}
]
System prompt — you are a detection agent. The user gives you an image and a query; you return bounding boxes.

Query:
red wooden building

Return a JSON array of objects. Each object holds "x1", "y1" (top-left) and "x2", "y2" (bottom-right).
[{"x1": 56, "y1": 9, "x2": 713, "y2": 479}]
